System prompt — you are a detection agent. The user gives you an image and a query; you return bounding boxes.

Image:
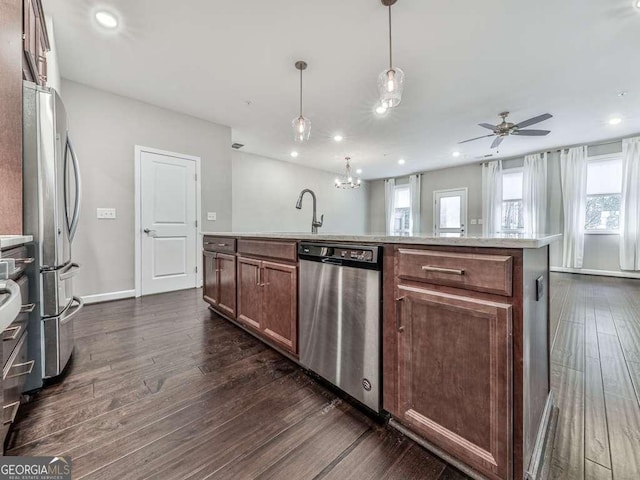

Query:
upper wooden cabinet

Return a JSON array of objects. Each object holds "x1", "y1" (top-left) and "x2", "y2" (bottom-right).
[
  {"x1": 236, "y1": 256, "x2": 298, "y2": 355},
  {"x1": 22, "y1": 0, "x2": 49, "y2": 86},
  {"x1": 392, "y1": 285, "x2": 513, "y2": 480}
]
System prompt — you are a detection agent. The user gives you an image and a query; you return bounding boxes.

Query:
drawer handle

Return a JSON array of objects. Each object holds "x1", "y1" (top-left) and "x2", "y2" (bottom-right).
[
  {"x1": 421, "y1": 266, "x2": 465, "y2": 275},
  {"x1": 20, "y1": 303, "x2": 36, "y2": 313},
  {"x1": 217, "y1": 243, "x2": 227, "y2": 247},
  {"x1": 3, "y1": 325, "x2": 21, "y2": 341},
  {"x1": 3, "y1": 401, "x2": 20, "y2": 425},
  {"x1": 15, "y1": 258, "x2": 35, "y2": 265},
  {"x1": 6, "y1": 360, "x2": 35, "y2": 379},
  {"x1": 396, "y1": 297, "x2": 405, "y2": 332}
]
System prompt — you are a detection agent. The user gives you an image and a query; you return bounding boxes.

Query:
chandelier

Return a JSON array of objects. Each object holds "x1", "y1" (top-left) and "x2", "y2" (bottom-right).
[{"x1": 334, "y1": 157, "x2": 361, "y2": 189}]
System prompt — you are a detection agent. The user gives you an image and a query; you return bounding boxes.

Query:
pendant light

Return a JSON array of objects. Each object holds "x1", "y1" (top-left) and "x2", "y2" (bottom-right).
[
  {"x1": 378, "y1": 0, "x2": 404, "y2": 109},
  {"x1": 334, "y1": 157, "x2": 361, "y2": 189},
  {"x1": 292, "y1": 61, "x2": 311, "y2": 142}
]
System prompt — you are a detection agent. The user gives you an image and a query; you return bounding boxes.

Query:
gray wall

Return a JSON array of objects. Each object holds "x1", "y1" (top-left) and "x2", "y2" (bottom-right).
[
  {"x1": 232, "y1": 151, "x2": 369, "y2": 234},
  {"x1": 369, "y1": 141, "x2": 627, "y2": 275},
  {"x1": 368, "y1": 163, "x2": 484, "y2": 236},
  {"x1": 62, "y1": 80, "x2": 232, "y2": 296}
]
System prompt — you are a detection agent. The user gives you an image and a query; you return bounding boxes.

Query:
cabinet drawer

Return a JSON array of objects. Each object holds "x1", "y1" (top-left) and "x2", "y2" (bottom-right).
[
  {"x1": 2, "y1": 332, "x2": 31, "y2": 432},
  {"x1": 3, "y1": 276, "x2": 30, "y2": 365},
  {"x1": 203, "y1": 236, "x2": 236, "y2": 254},
  {"x1": 397, "y1": 248, "x2": 513, "y2": 296},
  {"x1": 238, "y1": 239, "x2": 297, "y2": 263}
]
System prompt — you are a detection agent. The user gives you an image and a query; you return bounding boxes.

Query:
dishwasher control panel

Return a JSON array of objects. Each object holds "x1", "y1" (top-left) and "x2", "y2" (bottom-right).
[{"x1": 298, "y1": 243, "x2": 380, "y2": 265}]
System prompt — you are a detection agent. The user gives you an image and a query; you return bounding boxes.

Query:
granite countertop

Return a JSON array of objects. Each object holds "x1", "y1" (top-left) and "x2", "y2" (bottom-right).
[
  {"x1": 201, "y1": 232, "x2": 562, "y2": 249},
  {"x1": 0, "y1": 235, "x2": 33, "y2": 249}
]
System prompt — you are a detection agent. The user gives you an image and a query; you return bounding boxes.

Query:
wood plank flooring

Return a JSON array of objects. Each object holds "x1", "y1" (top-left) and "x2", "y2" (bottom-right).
[
  {"x1": 5, "y1": 288, "x2": 461, "y2": 479},
  {"x1": 5, "y1": 273, "x2": 640, "y2": 479},
  {"x1": 549, "y1": 274, "x2": 640, "y2": 480}
]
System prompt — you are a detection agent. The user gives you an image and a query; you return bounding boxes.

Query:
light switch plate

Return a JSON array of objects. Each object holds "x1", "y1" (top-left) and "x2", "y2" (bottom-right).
[
  {"x1": 207, "y1": 212, "x2": 217, "y2": 221},
  {"x1": 97, "y1": 208, "x2": 116, "y2": 219},
  {"x1": 471, "y1": 219, "x2": 477, "y2": 225},
  {"x1": 478, "y1": 218, "x2": 484, "y2": 225}
]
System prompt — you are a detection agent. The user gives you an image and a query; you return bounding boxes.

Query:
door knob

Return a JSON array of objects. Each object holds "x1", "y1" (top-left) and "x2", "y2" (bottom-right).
[{"x1": 143, "y1": 228, "x2": 157, "y2": 236}]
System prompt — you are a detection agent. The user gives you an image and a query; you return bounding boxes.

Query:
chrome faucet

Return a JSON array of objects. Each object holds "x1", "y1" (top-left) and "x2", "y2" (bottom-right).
[{"x1": 296, "y1": 189, "x2": 324, "y2": 234}]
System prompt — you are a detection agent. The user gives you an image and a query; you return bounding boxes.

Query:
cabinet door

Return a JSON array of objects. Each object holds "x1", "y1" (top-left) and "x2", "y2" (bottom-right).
[
  {"x1": 203, "y1": 251, "x2": 218, "y2": 306},
  {"x1": 262, "y1": 261, "x2": 297, "y2": 354},
  {"x1": 217, "y1": 253, "x2": 236, "y2": 319},
  {"x1": 237, "y1": 257, "x2": 262, "y2": 331},
  {"x1": 22, "y1": 0, "x2": 38, "y2": 80},
  {"x1": 396, "y1": 285, "x2": 512, "y2": 480}
]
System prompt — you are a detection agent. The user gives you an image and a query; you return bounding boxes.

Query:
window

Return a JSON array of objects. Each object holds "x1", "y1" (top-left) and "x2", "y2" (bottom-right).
[
  {"x1": 585, "y1": 157, "x2": 622, "y2": 233},
  {"x1": 502, "y1": 170, "x2": 524, "y2": 231},
  {"x1": 393, "y1": 185, "x2": 411, "y2": 235}
]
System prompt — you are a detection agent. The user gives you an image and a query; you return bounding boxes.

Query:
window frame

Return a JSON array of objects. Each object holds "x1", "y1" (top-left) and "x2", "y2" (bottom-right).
[
  {"x1": 501, "y1": 167, "x2": 524, "y2": 233},
  {"x1": 392, "y1": 184, "x2": 412, "y2": 236},
  {"x1": 584, "y1": 153, "x2": 622, "y2": 236}
]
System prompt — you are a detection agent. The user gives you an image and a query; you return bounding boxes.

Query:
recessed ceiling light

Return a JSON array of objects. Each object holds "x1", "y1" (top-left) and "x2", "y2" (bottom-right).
[
  {"x1": 452, "y1": 151, "x2": 461, "y2": 158},
  {"x1": 376, "y1": 105, "x2": 388, "y2": 115},
  {"x1": 636, "y1": 0, "x2": 640, "y2": 9},
  {"x1": 609, "y1": 117, "x2": 622, "y2": 125},
  {"x1": 290, "y1": 151, "x2": 299, "y2": 158},
  {"x1": 398, "y1": 159, "x2": 405, "y2": 165},
  {"x1": 333, "y1": 135, "x2": 344, "y2": 142},
  {"x1": 95, "y1": 10, "x2": 118, "y2": 29},
  {"x1": 618, "y1": 91, "x2": 628, "y2": 97},
  {"x1": 356, "y1": 168, "x2": 363, "y2": 174}
]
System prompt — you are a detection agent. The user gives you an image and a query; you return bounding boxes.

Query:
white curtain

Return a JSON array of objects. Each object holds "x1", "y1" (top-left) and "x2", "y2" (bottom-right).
[
  {"x1": 409, "y1": 174, "x2": 421, "y2": 234},
  {"x1": 523, "y1": 152, "x2": 548, "y2": 235},
  {"x1": 482, "y1": 160, "x2": 503, "y2": 235},
  {"x1": 560, "y1": 146, "x2": 588, "y2": 268},
  {"x1": 384, "y1": 178, "x2": 396, "y2": 235},
  {"x1": 620, "y1": 137, "x2": 640, "y2": 270}
]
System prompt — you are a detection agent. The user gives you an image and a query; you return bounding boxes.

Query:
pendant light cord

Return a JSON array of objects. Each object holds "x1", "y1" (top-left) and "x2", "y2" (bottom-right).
[
  {"x1": 388, "y1": 5, "x2": 393, "y2": 70},
  {"x1": 299, "y1": 67, "x2": 303, "y2": 117}
]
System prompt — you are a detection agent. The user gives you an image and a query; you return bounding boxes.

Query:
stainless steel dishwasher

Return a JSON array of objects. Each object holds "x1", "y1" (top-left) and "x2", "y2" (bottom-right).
[{"x1": 298, "y1": 242, "x2": 382, "y2": 412}]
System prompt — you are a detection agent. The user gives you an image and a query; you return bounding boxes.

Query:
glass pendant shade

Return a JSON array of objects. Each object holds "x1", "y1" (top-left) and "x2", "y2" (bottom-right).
[
  {"x1": 292, "y1": 115, "x2": 311, "y2": 143},
  {"x1": 335, "y1": 157, "x2": 361, "y2": 189},
  {"x1": 378, "y1": 67, "x2": 404, "y2": 108}
]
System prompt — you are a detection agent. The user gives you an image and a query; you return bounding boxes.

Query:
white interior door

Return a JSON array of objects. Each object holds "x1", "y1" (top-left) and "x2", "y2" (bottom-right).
[
  {"x1": 434, "y1": 188, "x2": 468, "y2": 236},
  {"x1": 140, "y1": 151, "x2": 197, "y2": 295}
]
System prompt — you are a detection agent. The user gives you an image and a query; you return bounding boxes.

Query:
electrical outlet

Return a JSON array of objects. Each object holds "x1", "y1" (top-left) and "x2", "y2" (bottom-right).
[
  {"x1": 207, "y1": 212, "x2": 217, "y2": 221},
  {"x1": 97, "y1": 208, "x2": 116, "y2": 219}
]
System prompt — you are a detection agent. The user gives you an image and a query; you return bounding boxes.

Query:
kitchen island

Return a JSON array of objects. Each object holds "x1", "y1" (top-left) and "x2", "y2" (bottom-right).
[{"x1": 201, "y1": 232, "x2": 561, "y2": 480}]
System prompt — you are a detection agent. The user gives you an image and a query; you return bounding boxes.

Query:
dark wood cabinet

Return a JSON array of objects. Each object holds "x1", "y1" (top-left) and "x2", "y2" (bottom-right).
[
  {"x1": 236, "y1": 256, "x2": 297, "y2": 355},
  {"x1": 237, "y1": 256, "x2": 262, "y2": 330},
  {"x1": 203, "y1": 251, "x2": 236, "y2": 318},
  {"x1": 262, "y1": 261, "x2": 297, "y2": 354},
  {"x1": 392, "y1": 285, "x2": 512, "y2": 479},
  {"x1": 22, "y1": 0, "x2": 48, "y2": 85}
]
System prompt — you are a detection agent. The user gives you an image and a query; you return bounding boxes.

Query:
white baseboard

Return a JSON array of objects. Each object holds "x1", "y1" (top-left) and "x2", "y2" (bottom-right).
[
  {"x1": 81, "y1": 289, "x2": 136, "y2": 305},
  {"x1": 551, "y1": 266, "x2": 640, "y2": 279}
]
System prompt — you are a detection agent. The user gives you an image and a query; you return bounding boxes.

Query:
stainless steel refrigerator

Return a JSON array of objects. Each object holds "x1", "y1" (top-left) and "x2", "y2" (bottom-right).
[{"x1": 23, "y1": 81, "x2": 83, "y2": 391}]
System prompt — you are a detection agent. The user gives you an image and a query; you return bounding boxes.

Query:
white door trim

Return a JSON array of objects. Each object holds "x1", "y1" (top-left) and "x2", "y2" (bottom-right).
[
  {"x1": 134, "y1": 145, "x2": 202, "y2": 298},
  {"x1": 433, "y1": 187, "x2": 468, "y2": 235}
]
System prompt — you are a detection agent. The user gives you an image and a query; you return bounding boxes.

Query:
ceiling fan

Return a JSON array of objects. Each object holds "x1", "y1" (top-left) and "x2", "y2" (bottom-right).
[{"x1": 459, "y1": 111, "x2": 553, "y2": 149}]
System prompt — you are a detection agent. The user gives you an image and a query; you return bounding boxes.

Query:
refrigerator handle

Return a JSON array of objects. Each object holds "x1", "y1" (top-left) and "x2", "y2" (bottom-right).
[{"x1": 66, "y1": 134, "x2": 82, "y2": 242}]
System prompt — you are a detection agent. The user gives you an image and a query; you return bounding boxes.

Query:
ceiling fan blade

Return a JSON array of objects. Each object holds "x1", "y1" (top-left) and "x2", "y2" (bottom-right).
[
  {"x1": 491, "y1": 136, "x2": 504, "y2": 149},
  {"x1": 512, "y1": 129, "x2": 551, "y2": 136},
  {"x1": 514, "y1": 113, "x2": 553, "y2": 129},
  {"x1": 478, "y1": 123, "x2": 497, "y2": 131},
  {"x1": 458, "y1": 134, "x2": 495, "y2": 144}
]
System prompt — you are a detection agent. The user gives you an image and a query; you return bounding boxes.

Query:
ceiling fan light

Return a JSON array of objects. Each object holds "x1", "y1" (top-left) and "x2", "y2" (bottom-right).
[{"x1": 378, "y1": 67, "x2": 404, "y2": 108}]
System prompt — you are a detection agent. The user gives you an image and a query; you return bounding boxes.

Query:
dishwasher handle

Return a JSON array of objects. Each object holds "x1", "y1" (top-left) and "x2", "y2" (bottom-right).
[{"x1": 320, "y1": 258, "x2": 343, "y2": 266}]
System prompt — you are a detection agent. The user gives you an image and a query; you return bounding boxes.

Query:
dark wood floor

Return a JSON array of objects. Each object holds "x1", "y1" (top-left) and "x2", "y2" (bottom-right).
[
  {"x1": 5, "y1": 273, "x2": 640, "y2": 479},
  {"x1": 5, "y1": 287, "x2": 467, "y2": 479},
  {"x1": 549, "y1": 274, "x2": 640, "y2": 480}
]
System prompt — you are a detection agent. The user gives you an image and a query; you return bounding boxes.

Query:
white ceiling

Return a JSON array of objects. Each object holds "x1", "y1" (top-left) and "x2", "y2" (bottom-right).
[{"x1": 44, "y1": 0, "x2": 640, "y2": 179}]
